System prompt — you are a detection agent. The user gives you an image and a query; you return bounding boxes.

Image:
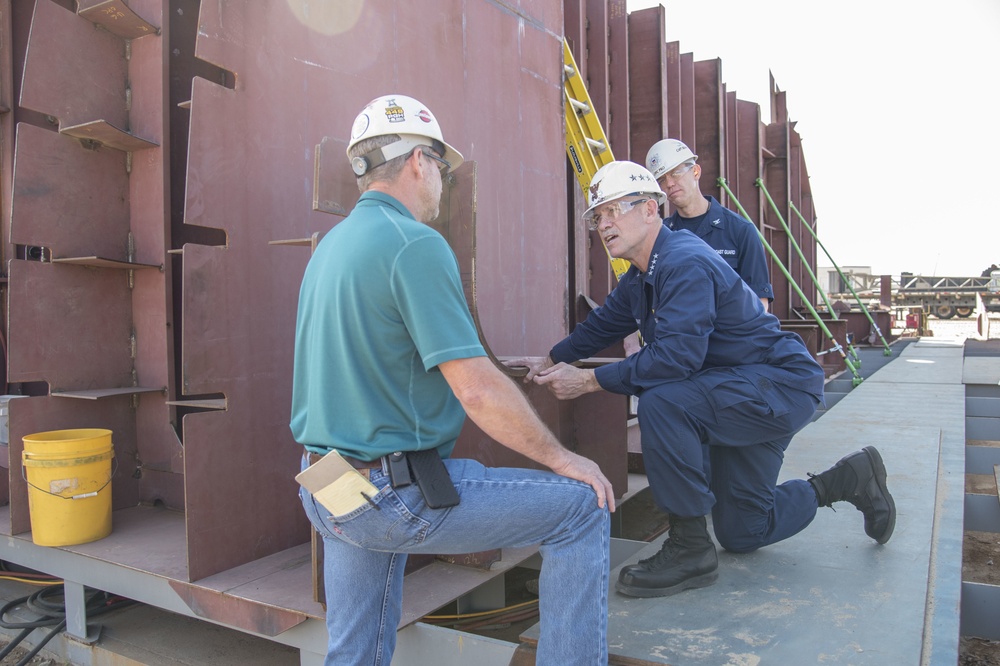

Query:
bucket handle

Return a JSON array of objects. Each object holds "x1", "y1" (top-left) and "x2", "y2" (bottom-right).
[{"x1": 21, "y1": 456, "x2": 118, "y2": 500}]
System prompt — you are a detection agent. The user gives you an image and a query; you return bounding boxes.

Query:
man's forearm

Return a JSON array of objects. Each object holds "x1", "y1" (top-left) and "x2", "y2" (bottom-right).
[
  {"x1": 441, "y1": 355, "x2": 616, "y2": 511},
  {"x1": 442, "y1": 357, "x2": 572, "y2": 469}
]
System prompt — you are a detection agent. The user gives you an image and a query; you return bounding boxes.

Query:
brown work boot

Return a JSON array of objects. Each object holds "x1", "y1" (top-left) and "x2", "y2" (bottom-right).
[
  {"x1": 616, "y1": 515, "x2": 718, "y2": 598},
  {"x1": 809, "y1": 446, "x2": 896, "y2": 544}
]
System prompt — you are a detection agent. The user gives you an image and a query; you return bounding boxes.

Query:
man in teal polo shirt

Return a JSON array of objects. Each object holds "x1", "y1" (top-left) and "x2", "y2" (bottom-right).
[{"x1": 291, "y1": 94, "x2": 615, "y2": 666}]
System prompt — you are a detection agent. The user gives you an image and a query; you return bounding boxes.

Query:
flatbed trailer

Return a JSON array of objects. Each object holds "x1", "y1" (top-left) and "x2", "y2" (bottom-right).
[{"x1": 895, "y1": 272, "x2": 1000, "y2": 319}]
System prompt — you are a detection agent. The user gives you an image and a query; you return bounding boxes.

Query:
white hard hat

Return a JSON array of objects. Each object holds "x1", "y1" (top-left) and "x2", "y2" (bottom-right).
[
  {"x1": 346, "y1": 94, "x2": 464, "y2": 176},
  {"x1": 645, "y1": 139, "x2": 697, "y2": 180},
  {"x1": 582, "y1": 161, "x2": 667, "y2": 224}
]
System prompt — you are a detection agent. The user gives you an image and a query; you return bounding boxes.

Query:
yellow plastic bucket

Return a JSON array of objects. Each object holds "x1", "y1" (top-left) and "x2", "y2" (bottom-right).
[{"x1": 22, "y1": 428, "x2": 115, "y2": 547}]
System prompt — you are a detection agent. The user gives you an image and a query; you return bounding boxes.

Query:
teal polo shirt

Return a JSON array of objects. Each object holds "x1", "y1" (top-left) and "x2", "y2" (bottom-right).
[{"x1": 290, "y1": 192, "x2": 486, "y2": 460}]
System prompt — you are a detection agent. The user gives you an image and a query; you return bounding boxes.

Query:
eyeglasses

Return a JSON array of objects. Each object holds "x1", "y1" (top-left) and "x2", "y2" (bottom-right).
[
  {"x1": 421, "y1": 149, "x2": 451, "y2": 175},
  {"x1": 659, "y1": 162, "x2": 694, "y2": 182},
  {"x1": 587, "y1": 198, "x2": 650, "y2": 231}
]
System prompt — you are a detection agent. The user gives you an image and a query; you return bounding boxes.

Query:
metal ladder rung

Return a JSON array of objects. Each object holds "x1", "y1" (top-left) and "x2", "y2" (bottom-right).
[
  {"x1": 562, "y1": 38, "x2": 631, "y2": 282},
  {"x1": 568, "y1": 97, "x2": 591, "y2": 115}
]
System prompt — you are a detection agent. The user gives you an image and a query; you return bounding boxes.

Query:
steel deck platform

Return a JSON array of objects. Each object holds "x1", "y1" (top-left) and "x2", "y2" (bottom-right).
[
  {"x1": 517, "y1": 337, "x2": 994, "y2": 665},
  {"x1": 0, "y1": 336, "x2": 995, "y2": 665}
]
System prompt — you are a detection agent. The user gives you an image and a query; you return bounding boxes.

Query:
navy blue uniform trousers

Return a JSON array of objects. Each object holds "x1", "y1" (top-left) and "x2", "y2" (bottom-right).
[{"x1": 637, "y1": 365, "x2": 821, "y2": 553}]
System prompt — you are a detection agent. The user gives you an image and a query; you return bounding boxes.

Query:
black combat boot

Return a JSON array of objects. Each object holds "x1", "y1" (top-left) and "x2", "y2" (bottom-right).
[
  {"x1": 615, "y1": 514, "x2": 719, "y2": 598},
  {"x1": 808, "y1": 446, "x2": 896, "y2": 544}
]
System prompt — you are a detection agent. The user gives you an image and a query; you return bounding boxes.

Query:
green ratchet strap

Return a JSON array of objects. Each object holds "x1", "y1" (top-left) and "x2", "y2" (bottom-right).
[
  {"x1": 789, "y1": 201, "x2": 892, "y2": 356},
  {"x1": 717, "y1": 177, "x2": 863, "y2": 387},
  {"x1": 754, "y1": 178, "x2": 860, "y2": 367}
]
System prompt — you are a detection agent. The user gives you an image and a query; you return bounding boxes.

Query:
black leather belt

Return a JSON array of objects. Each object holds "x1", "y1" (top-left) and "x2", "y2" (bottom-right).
[{"x1": 307, "y1": 451, "x2": 382, "y2": 480}]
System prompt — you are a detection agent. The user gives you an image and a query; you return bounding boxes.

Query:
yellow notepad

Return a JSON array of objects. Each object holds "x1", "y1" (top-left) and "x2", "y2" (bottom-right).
[{"x1": 296, "y1": 451, "x2": 379, "y2": 515}]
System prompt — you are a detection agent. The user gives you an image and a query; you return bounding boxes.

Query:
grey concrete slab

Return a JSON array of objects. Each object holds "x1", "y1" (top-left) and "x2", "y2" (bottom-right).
[
  {"x1": 825, "y1": 378, "x2": 857, "y2": 393},
  {"x1": 967, "y1": 417, "x2": 1000, "y2": 442},
  {"x1": 961, "y1": 582, "x2": 1000, "y2": 641},
  {"x1": 968, "y1": 384, "x2": 1000, "y2": 398},
  {"x1": 394, "y1": 624, "x2": 517, "y2": 666},
  {"x1": 965, "y1": 494, "x2": 1000, "y2": 532},
  {"x1": 967, "y1": 445, "x2": 1000, "y2": 474},
  {"x1": 907, "y1": 339, "x2": 966, "y2": 352},
  {"x1": 800, "y1": 346, "x2": 967, "y2": 665},
  {"x1": 866, "y1": 351, "x2": 965, "y2": 384},
  {"x1": 966, "y1": 396, "x2": 1000, "y2": 418},
  {"x1": 965, "y1": 356, "x2": 1000, "y2": 385}
]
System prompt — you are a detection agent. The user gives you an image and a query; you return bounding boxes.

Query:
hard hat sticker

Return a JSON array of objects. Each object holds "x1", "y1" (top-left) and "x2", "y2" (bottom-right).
[
  {"x1": 351, "y1": 113, "x2": 370, "y2": 139},
  {"x1": 384, "y1": 99, "x2": 405, "y2": 123},
  {"x1": 416, "y1": 109, "x2": 432, "y2": 123},
  {"x1": 589, "y1": 181, "x2": 602, "y2": 201}
]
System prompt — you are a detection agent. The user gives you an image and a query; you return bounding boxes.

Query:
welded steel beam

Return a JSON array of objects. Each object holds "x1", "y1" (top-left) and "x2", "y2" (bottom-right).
[
  {"x1": 626, "y1": 7, "x2": 666, "y2": 161},
  {"x1": 607, "y1": 0, "x2": 630, "y2": 160},
  {"x1": 736, "y1": 99, "x2": 764, "y2": 226},
  {"x1": 693, "y1": 58, "x2": 724, "y2": 203}
]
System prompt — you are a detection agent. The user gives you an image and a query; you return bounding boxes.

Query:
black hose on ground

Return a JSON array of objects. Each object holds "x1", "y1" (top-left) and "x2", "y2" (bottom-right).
[
  {"x1": 0, "y1": 627, "x2": 34, "y2": 661},
  {"x1": 12, "y1": 619, "x2": 66, "y2": 666},
  {"x1": 0, "y1": 584, "x2": 136, "y2": 665}
]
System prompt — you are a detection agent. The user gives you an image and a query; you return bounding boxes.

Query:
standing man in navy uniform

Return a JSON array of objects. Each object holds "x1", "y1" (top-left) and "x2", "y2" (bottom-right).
[
  {"x1": 646, "y1": 139, "x2": 773, "y2": 310},
  {"x1": 507, "y1": 161, "x2": 896, "y2": 599}
]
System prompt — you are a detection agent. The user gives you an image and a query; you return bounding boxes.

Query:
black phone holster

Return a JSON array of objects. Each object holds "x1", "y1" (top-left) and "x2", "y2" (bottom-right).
[{"x1": 383, "y1": 449, "x2": 460, "y2": 509}]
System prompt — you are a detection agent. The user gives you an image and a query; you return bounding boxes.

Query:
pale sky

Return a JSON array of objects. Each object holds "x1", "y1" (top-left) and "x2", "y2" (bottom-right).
[{"x1": 626, "y1": 0, "x2": 1000, "y2": 278}]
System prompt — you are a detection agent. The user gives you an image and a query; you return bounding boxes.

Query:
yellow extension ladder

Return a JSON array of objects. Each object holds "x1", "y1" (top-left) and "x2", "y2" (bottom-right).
[{"x1": 562, "y1": 39, "x2": 631, "y2": 280}]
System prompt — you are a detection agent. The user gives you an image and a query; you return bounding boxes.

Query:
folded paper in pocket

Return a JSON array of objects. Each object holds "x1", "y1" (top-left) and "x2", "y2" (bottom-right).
[{"x1": 296, "y1": 451, "x2": 379, "y2": 515}]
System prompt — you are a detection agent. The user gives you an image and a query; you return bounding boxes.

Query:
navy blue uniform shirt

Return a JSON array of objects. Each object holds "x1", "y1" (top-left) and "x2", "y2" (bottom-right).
[
  {"x1": 666, "y1": 196, "x2": 773, "y2": 301},
  {"x1": 550, "y1": 225, "x2": 824, "y2": 406}
]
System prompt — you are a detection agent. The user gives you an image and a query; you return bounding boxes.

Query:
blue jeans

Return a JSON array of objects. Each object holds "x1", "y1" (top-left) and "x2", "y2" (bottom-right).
[{"x1": 300, "y1": 455, "x2": 610, "y2": 665}]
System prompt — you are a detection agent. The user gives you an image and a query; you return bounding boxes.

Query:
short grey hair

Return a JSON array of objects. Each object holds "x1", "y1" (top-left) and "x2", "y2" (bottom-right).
[{"x1": 348, "y1": 134, "x2": 411, "y2": 193}]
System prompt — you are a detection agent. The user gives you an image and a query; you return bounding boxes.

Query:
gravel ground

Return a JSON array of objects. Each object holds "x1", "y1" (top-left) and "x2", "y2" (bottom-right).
[{"x1": 939, "y1": 311, "x2": 1000, "y2": 666}]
